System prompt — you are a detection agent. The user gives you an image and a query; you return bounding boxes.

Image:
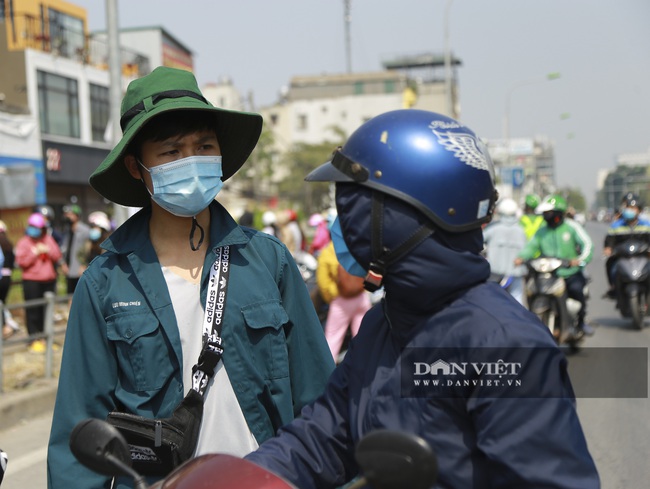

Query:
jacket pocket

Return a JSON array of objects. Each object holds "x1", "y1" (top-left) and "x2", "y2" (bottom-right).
[
  {"x1": 241, "y1": 299, "x2": 290, "y2": 380},
  {"x1": 107, "y1": 311, "x2": 175, "y2": 392}
]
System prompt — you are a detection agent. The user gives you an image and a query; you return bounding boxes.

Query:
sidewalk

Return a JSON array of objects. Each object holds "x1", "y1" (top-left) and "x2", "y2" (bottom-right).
[
  {"x1": 0, "y1": 376, "x2": 58, "y2": 432},
  {"x1": 1, "y1": 332, "x2": 63, "y2": 432}
]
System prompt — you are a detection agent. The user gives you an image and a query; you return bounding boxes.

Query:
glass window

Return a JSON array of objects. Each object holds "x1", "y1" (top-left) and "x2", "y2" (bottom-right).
[
  {"x1": 37, "y1": 70, "x2": 80, "y2": 138},
  {"x1": 90, "y1": 84, "x2": 110, "y2": 142},
  {"x1": 354, "y1": 82, "x2": 364, "y2": 95},
  {"x1": 384, "y1": 80, "x2": 395, "y2": 93},
  {"x1": 297, "y1": 114, "x2": 308, "y2": 131},
  {"x1": 48, "y1": 8, "x2": 84, "y2": 58}
]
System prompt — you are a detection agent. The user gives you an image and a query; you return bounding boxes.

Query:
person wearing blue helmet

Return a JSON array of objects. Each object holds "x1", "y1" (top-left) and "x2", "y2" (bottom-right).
[
  {"x1": 246, "y1": 110, "x2": 599, "y2": 488},
  {"x1": 602, "y1": 192, "x2": 650, "y2": 297}
]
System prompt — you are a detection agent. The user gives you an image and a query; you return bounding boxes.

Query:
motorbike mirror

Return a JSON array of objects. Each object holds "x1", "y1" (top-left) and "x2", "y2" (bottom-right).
[
  {"x1": 69, "y1": 418, "x2": 149, "y2": 489},
  {"x1": 353, "y1": 430, "x2": 438, "y2": 489}
]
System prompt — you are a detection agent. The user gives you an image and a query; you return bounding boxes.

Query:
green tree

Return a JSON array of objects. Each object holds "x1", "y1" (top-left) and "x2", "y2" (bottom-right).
[
  {"x1": 239, "y1": 124, "x2": 278, "y2": 199},
  {"x1": 277, "y1": 126, "x2": 346, "y2": 214},
  {"x1": 558, "y1": 187, "x2": 587, "y2": 212}
]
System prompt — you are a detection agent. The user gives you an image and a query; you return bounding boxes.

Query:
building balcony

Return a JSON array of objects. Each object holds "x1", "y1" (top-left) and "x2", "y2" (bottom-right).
[{"x1": 5, "y1": 14, "x2": 149, "y2": 77}]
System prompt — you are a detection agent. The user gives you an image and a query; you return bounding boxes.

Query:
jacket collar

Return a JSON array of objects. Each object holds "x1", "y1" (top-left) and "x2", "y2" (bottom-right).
[{"x1": 102, "y1": 201, "x2": 249, "y2": 255}]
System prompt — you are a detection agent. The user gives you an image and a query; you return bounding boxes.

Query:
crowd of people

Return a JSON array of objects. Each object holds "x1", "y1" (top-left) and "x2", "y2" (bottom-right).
[
  {"x1": 482, "y1": 189, "x2": 650, "y2": 340},
  {"x1": 0, "y1": 205, "x2": 114, "y2": 349}
]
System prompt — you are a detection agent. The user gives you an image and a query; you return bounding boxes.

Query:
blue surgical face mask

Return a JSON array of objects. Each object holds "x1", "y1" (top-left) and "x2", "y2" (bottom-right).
[
  {"x1": 622, "y1": 208, "x2": 638, "y2": 222},
  {"x1": 139, "y1": 155, "x2": 223, "y2": 217},
  {"x1": 89, "y1": 228, "x2": 102, "y2": 242},
  {"x1": 330, "y1": 217, "x2": 366, "y2": 278},
  {"x1": 26, "y1": 226, "x2": 43, "y2": 238}
]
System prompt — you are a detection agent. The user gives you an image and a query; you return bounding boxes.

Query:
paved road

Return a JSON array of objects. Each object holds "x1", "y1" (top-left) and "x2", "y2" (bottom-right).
[
  {"x1": 1, "y1": 221, "x2": 648, "y2": 488},
  {"x1": 569, "y1": 221, "x2": 650, "y2": 489},
  {"x1": 1, "y1": 412, "x2": 51, "y2": 488}
]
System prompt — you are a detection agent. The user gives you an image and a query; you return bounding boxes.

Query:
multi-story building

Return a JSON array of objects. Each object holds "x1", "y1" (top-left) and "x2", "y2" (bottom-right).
[
  {"x1": 485, "y1": 136, "x2": 556, "y2": 203},
  {"x1": 259, "y1": 52, "x2": 460, "y2": 156},
  {"x1": 596, "y1": 148, "x2": 650, "y2": 211},
  {"x1": 0, "y1": 0, "x2": 194, "y2": 229}
]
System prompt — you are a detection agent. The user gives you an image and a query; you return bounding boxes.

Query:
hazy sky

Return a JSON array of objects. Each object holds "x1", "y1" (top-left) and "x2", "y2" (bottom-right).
[{"x1": 83, "y1": 0, "x2": 650, "y2": 205}]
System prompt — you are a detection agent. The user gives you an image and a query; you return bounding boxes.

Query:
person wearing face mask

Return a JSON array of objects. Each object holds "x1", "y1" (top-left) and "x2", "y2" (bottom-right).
[
  {"x1": 47, "y1": 67, "x2": 334, "y2": 489},
  {"x1": 60, "y1": 204, "x2": 91, "y2": 296},
  {"x1": 77, "y1": 211, "x2": 113, "y2": 269},
  {"x1": 246, "y1": 111, "x2": 599, "y2": 489},
  {"x1": 515, "y1": 194, "x2": 594, "y2": 336},
  {"x1": 15, "y1": 213, "x2": 62, "y2": 352},
  {"x1": 316, "y1": 236, "x2": 371, "y2": 362},
  {"x1": 602, "y1": 192, "x2": 650, "y2": 298},
  {"x1": 482, "y1": 198, "x2": 527, "y2": 305}
]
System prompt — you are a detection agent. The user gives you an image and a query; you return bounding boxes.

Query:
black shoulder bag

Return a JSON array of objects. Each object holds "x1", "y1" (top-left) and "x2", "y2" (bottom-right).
[{"x1": 107, "y1": 246, "x2": 232, "y2": 477}]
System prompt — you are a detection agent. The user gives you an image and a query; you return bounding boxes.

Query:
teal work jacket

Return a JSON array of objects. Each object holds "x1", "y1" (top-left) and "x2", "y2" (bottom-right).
[{"x1": 47, "y1": 202, "x2": 334, "y2": 489}]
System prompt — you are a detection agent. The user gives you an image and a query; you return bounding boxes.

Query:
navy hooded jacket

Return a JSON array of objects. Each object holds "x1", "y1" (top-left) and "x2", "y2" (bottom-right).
[{"x1": 247, "y1": 186, "x2": 599, "y2": 488}]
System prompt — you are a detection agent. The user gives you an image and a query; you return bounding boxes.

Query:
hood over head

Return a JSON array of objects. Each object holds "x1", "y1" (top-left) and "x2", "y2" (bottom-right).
[{"x1": 336, "y1": 184, "x2": 490, "y2": 328}]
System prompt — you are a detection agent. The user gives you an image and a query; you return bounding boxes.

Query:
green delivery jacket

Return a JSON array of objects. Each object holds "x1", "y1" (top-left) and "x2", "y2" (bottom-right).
[
  {"x1": 518, "y1": 219, "x2": 594, "y2": 278},
  {"x1": 47, "y1": 202, "x2": 334, "y2": 489}
]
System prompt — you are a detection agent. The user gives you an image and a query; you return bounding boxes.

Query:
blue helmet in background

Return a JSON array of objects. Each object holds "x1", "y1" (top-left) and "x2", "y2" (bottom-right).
[{"x1": 306, "y1": 109, "x2": 498, "y2": 232}]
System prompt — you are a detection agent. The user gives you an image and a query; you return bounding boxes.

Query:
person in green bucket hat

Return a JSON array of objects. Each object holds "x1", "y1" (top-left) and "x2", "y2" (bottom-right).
[{"x1": 47, "y1": 66, "x2": 334, "y2": 488}]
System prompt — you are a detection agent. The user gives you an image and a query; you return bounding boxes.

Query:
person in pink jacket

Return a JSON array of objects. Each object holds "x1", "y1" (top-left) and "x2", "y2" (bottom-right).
[{"x1": 15, "y1": 212, "x2": 62, "y2": 352}]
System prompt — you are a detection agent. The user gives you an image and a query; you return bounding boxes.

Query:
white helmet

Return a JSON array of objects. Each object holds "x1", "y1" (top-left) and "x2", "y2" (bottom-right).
[
  {"x1": 262, "y1": 211, "x2": 276, "y2": 226},
  {"x1": 497, "y1": 198, "x2": 519, "y2": 217},
  {"x1": 88, "y1": 211, "x2": 111, "y2": 232}
]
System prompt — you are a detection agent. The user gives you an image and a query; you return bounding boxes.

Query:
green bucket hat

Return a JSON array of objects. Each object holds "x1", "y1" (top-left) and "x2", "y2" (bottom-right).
[{"x1": 89, "y1": 66, "x2": 263, "y2": 207}]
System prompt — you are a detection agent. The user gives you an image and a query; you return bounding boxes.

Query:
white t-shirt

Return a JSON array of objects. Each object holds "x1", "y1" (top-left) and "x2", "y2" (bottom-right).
[{"x1": 162, "y1": 267, "x2": 259, "y2": 456}]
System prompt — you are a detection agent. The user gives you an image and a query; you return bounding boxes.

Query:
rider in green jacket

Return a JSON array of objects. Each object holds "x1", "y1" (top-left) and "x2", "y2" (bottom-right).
[{"x1": 515, "y1": 194, "x2": 594, "y2": 336}]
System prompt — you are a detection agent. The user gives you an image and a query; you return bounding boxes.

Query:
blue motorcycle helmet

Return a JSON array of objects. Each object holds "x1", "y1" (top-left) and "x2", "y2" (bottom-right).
[
  {"x1": 306, "y1": 109, "x2": 498, "y2": 290},
  {"x1": 307, "y1": 109, "x2": 497, "y2": 232}
]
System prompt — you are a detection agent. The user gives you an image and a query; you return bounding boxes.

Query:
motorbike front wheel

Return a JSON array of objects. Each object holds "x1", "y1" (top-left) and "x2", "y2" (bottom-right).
[
  {"x1": 629, "y1": 293, "x2": 645, "y2": 331},
  {"x1": 538, "y1": 303, "x2": 562, "y2": 343}
]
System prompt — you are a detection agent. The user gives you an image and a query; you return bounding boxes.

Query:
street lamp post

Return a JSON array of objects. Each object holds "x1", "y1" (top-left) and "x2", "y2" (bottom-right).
[
  {"x1": 501, "y1": 72, "x2": 560, "y2": 202},
  {"x1": 106, "y1": 0, "x2": 130, "y2": 227},
  {"x1": 443, "y1": 0, "x2": 454, "y2": 117},
  {"x1": 503, "y1": 72, "x2": 561, "y2": 154}
]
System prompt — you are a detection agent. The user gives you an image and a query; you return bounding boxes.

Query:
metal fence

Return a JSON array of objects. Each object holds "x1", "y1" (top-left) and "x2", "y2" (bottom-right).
[{"x1": 0, "y1": 292, "x2": 71, "y2": 393}]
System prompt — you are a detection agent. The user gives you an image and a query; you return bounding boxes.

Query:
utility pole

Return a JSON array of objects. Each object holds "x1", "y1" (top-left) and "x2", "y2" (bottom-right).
[
  {"x1": 344, "y1": 0, "x2": 352, "y2": 73},
  {"x1": 106, "y1": 0, "x2": 129, "y2": 227},
  {"x1": 443, "y1": 0, "x2": 454, "y2": 117}
]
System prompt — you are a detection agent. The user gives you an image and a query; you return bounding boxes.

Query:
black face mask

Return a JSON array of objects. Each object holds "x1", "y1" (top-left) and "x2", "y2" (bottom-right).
[{"x1": 543, "y1": 211, "x2": 564, "y2": 229}]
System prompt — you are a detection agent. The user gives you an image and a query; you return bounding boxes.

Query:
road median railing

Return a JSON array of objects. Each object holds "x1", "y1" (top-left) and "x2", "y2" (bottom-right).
[{"x1": 0, "y1": 292, "x2": 71, "y2": 393}]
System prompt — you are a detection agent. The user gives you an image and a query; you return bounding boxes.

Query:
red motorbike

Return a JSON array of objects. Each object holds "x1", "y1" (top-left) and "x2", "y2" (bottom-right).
[{"x1": 70, "y1": 419, "x2": 437, "y2": 489}]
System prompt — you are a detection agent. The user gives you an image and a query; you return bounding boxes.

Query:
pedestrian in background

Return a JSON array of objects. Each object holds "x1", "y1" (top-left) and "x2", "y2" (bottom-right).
[
  {"x1": 483, "y1": 198, "x2": 528, "y2": 305},
  {"x1": 261, "y1": 210, "x2": 278, "y2": 236},
  {"x1": 520, "y1": 193, "x2": 543, "y2": 241},
  {"x1": 307, "y1": 211, "x2": 331, "y2": 256},
  {"x1": 60, "y1": 204, "x2": 90, "y2": 295},
  {"x1": 0, "y1": 220, "x2": 19, "y2": 339},
  {"x1": 277, "y1": 209, "x2": 305, "y2": 256},
  {"x1": 316, "y1": 240, "x2": 371, "y2": 361},
  {"x1": 78, "y1": 211, "x2": 112, "y2": 268},
  {"x1": 34, "y1": 204, "x2": 64, "y2": 247},
  {"x1": 15, "y1": 213, "x2": 62, "y2": 352}
]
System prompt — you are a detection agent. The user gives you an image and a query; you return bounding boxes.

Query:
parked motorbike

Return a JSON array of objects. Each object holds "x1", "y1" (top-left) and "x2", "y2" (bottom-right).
[
  {"x1": 69, "y1": 419, "x2": 438, "y2": 489},
  {"x1": 525, "y1": 257, "x2": 587, "y2": 352},
  {"x1": 611, "y1": 239, "x2": 650, "y2": 330}
]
